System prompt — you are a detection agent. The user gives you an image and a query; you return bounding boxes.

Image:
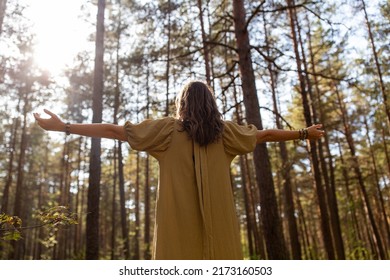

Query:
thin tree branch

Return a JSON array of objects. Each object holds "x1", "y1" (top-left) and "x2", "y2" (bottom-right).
[
  {"x1": 0, "y1": 220, "x2": 57, "y2": 232},
  {"x1": 205, "y1": 40, "x2": 237, "y2": 52},
  {"x1": 219, "y1": 73, "x2": 240, "y2": 97},
  {"x1": 222, "y1": 101, "x2": 294, "y2": 130},
  {"x1": 259, "y1": 106, "x2": 294, "y2": 130},
  {"x1": 252, "y1": 46, "x2": 354, "y2": 84},
  {"x1": 257, "y1": 1, "x2": 318, "y2": 14},
  {"x1": 302, "y1": 5, "x2": 348, "y2": 29},
  {"x1": 222, "y1": 99, "x2": 243, "y2": 115},
  {"x1": 213, "y1": 61, "x2": 239, "y2": 79},
  {"x1": 245, "y1": 0, "x2": 266, "y2": 32}
]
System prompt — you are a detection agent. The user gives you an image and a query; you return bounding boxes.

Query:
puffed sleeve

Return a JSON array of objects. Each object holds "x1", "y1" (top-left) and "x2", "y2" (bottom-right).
[
  {"x1": 124, "y1": 117, "x2": 175, "y2": 158},
  {"x1": 223, "y1": 121, "x2": 257, "y2": 156}
]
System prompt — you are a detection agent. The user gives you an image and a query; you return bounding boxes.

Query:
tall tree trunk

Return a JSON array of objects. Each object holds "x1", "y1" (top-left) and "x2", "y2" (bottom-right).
[
  {"x1": 262, "y1": 10, "x2": 301, "y2": 260},
  {"x1": 34, "y1": 141, "x2": 49, "y2": 259},
  {"x1": 232, "y1": 0, "x2": 288, "y2": 259},
  {"x1": 363, "y1": 114, "x2": 390, "y2": 250},
  {"x1": 0, "y1": 0, "x2": 7, "y2": 36},
  {"x1": 295, "y1": 189, "x2": 314, "y2": 259},
  {"x1": 305, "y1": 14, "x2": 345, "y2": 259},
  {"x1": 334, "y1": 83, "x2": 386, "y2": 259},
  {"x1": 132, "y1": 94, "x2": 142, "y2": 260},
  {"x1": 165, "y1": 0, "x2": 171, "y2": 117},
  {"x1": 74, "y1": 137, "x2": 83, "y2": 255},
  {"x1": 86, "y1": 0, "x2": 105, "y2": 260},
  {"x1": 117, "y1": 142, "x2": 130, "y2": 258},
  {"x1": 360, "y1": 0, "x2": 389, "y2": 126},
  {"x1": 113, "y1": 4, "x2": 130, "y2": 258},
  {"x1": 245, "y1": 155, "x2": 266, "y2": 259},
  {"x1": 111, "y1": 149, "x2": 117, "y2": 260},
  {"x1": 286, "y1": 0, "x2": 335, "y2": 259},
  {"x1": 143, "y1": 69, "x2": 151, "y2": 260},
  {"x1": 1, "y1": 117, "x2": 19, "y2": 214},
  {"x1": 380, "y1": 126, "x2": 390, "y2": 176},
  {"x1": 11, "y1": 87, "x2": 31, "y2": 259},
  {"x1": 54, "y1": 138, "x2": 70, "y2": 260},
  {"x1": 197, "y1": 0, "x2": 211, "y2": 85},
  {"x1": 79, "y1": 140, "x2": 89, "y2": 254},
  {"x1": 134, "y1": 152, "x2": 141, "y2": 259},
  {"x1": 233, "y1": 82, "x2": 263, "y2": 259},
  {"x1": 144, "y1": 155, "x2": 151, "y2": 260},
  {"x1": 240, "y1": 155, "x2": 254, "y2": 257},
  {"x1": 337, "y1": 139, "x2": 364, "y2": 256}
]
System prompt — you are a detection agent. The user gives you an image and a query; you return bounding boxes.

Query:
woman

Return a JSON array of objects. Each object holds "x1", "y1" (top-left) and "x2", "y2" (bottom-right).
[{"x1": 34, "y1": 80, "x2": 324, "y2": 260}]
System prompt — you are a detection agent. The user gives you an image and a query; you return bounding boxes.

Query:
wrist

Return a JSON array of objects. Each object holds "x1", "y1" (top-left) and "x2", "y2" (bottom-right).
[{"x1": 52, "y1": 121, "x2": 66, "y2": 132}]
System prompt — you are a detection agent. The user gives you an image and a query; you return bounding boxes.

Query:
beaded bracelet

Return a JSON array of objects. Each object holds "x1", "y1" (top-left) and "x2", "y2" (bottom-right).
[
  {"x1": 65, "y1": 122, "x2": 71, "y2": 135},
  {"x1": 299, "y1": 128, "x2": 308, "y2": 140}
]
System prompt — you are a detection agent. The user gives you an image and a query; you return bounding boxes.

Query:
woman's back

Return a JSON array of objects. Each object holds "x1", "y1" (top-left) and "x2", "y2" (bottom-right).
[{"x1": 125, "y1": 117, "x2": 257, "y2": 259}]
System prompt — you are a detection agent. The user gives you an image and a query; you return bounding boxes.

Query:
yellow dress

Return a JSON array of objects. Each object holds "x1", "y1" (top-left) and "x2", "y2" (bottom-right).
[{"x1": 124, "y1": 117, "x2": 257, "y2": 260}]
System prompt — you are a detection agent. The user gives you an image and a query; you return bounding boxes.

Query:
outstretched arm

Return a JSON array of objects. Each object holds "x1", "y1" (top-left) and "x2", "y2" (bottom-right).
[
  {"x1": 33, "y1": 109, "x2": 128, "y2": 141},
  {"x1": 256, "y1": 124, "x2": 324, "y2": 144}
]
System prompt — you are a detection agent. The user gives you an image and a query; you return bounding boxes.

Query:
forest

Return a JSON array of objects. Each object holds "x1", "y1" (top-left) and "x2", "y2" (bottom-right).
[{"x1": 0, "y1": 0, "x2": 389, "y2": 260}]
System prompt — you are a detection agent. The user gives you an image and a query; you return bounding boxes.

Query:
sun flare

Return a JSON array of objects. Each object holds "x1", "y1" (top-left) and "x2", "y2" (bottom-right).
[{"x1": 26, "y1": 0, "x2": 94, "y2": 75}]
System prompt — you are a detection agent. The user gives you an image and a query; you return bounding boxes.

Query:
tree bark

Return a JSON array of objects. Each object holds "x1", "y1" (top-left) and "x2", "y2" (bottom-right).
[
  {"x1": 232, "y1": 0, "x2": 288, "y2": 259},
  {"x1": 11, "y1": 84, "x2": 31, "y2": 259},
  {"x1": 134, "y1": 152, "x2": 141, "y2": 259},
  {"x1": 165, "y1": 0, "x2": 171, "y2": 117},
  {"x1": 233, "y1": 81, "x2": 264, "y2": 259},
  {"x1": 113, "y1": 5, "x2": 130, "y2": 258},
  {"x1": 363, "y1": 114, "x2": 390, "y2": 251},
  {"x1": 0, "y1": 0, "x2": 7, "y2": 36},
  {"x1": 86, "y1": 0, "x2": 105, "y2": 260},
  {"x1": 197, "y1": 0, "x2": 211, "y2": 85},
  {"x1": 334, "y1": 82, "x2": 387, "y2": 259},
  {"x1": 111, "y1": 148, "x2": 117, "y2": 260},
  {"x1": 361, "y1": 0, "x2": 389, "y2": 127},
  {"x1": 118, "y1": 142, "x2": 130, "y2": 258},
  {"x1": 305, "y1": 15, "x2": 345, "y2": 259},
  {"x1": 336, "y1": 139, "x2": 363, "y2": 253},
  {"x1": 286, "y1": 0, "x2": 335, "y2": 259},
  {"x1": 262, "y1": 10, "x2": 301, "y2": 259},
  {"x1": 1, "y1": 117, "x2": 18, "y2": 214},
  {"x1": 74, "y1": 138, "x2": 83, "y2": 255},
  {"x1": 143, "y1": 68, "x2": 151, "y2": 260}
]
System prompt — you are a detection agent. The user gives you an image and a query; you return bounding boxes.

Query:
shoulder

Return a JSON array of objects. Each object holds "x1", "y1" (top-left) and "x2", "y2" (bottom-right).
[
  {"x1": 125, "y1": 117, "x2": 176, "y2": 129},
  {"x1": 223, "y1": 121, "x2": 257, "y2": 135},
  {"x1": 222, "y1": 121, "x2": 258, "y2": 156},
  {"x1": 124, "y1": 117, "x2": 177, "y2": 150}
]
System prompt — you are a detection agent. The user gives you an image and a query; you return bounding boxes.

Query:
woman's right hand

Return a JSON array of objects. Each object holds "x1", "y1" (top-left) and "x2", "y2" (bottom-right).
[{"x1": 33, "y1": 109, "x2": 65, "y2": 132}]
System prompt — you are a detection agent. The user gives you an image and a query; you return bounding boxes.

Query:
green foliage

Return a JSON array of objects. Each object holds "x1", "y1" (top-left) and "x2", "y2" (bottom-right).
[
  {"x1": 0, "y1": 207, "x2": 78, "y2": 243},
  {"x1": 0, "y1": 213, "x2": 23, "y2": 241},
  {"x1": 349, "y1": 245, "x2": 372, "y2": 260},
  {"x1": 34, "y1": 206, "x2": 78, "y2": 228}
]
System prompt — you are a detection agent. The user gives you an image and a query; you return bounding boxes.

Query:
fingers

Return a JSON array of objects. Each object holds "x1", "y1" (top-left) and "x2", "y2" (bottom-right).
[
  {"x1": 33, "y1": 112, "x2": 42, "y2": 121},
  {"x1": 33, "y1": 109, "x2": 57, "y2": 120},
  {"x1": 317, "y1": 124, "x2": 325, "y2": 136},
  {"x1": 311, "y1": 124, "x2": 324, "y2": 131},
  {"x1": 43, "y1": 109, "x2": 58, "y2": 119},
  {"x1": 307, "y1": 124, "x2": 325, "y2": 140},
  {"x1": 43, "y1": 109, "x2": 53, "y2": 115},
  {"x1": 33, "y1": 109, "x2": 62, "y2": 131}
]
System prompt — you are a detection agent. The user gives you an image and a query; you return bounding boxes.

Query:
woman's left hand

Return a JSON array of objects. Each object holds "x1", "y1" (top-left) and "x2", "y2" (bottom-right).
[{"x1": 306, "y1": 124, "x2": 325, "y2": 140}]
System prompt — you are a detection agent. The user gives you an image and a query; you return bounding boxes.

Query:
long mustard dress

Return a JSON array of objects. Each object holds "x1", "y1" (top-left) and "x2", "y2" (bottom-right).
[{"x1": 124, "y1": 117, "x2": 257, "y2": 260}]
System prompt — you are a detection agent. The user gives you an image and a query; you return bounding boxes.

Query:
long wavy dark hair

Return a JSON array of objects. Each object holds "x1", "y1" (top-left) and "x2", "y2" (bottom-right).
[{"x1": 176, "y1": 81, "x2": 224, "y2": 146}]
